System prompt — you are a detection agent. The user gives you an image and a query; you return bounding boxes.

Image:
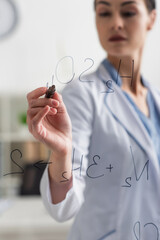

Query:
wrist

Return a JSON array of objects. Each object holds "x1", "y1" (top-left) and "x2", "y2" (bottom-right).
[{"x1": 48, "y1": 145, "x2": 72, "y2": 182}]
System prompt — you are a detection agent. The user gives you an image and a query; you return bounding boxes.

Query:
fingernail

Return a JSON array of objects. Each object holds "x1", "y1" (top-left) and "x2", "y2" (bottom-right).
[{"x1": 52, "y1": 100, "x2": 59, "y2": 106}]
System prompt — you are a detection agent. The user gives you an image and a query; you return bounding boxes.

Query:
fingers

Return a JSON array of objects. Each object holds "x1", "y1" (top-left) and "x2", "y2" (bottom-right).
[
  {"x1": 29, "y1": 98, "x2": 59, "y2": 108},
  {"x1": 27, "y1": 106, "x2": 57, "y2": 119},
  {"x1": 27, "y1": 87, "x2": 62, "y2": 103},
  {"x1": 27, "y1": 87, "x2": 62, "y2": 108},
  {"x1": 32, "y1": 106, "x2": 50, "y2": 128},
  {"x1": 26, "y1": 87, "x2": 53, "y2": 134},
  {"x1": 53, "y1": 92, "x2": 63, "y2": 103},
  {"x1": 28, "y1": 105, "x2": 56, "y2": 132},
  {"x1": 27, "y1": 106, "x2": 49, "y2": 137},
  {"x1": 53, "y1": 92, "x2": 67, "y2": 114},
  {"x1": 27, "y1": 87, "x2": 47, "y2": 101},
  {"x1": 26, "y1": 87, "x2": 67, "y2": 135}
]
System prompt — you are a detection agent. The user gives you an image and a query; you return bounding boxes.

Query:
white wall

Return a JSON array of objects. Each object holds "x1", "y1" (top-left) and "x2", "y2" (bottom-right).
[{"x1": 0, "y1": 0, "x2": 160, "y2": 95}]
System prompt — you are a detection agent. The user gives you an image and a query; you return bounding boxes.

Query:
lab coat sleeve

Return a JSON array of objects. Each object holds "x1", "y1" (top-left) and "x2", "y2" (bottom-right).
[{"x1": 40, "y1": 79, "x2": 95, "y2": 222}]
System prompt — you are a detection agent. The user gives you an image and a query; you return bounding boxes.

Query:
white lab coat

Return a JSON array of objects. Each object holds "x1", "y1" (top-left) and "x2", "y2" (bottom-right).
[{"x1": 40, "y1": 61, "x2": 160, "y2": 240}]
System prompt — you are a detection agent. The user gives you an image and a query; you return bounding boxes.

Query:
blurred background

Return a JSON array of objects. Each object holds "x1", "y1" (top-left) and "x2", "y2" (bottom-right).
[{"x1": 0, "y1": 0, "x2": 160, "y2": 239}]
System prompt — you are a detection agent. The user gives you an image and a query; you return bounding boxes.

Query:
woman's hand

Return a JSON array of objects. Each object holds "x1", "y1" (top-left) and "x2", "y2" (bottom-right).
[{"x1": 27, "y1": 87, "x2": 72, "y2": 156}]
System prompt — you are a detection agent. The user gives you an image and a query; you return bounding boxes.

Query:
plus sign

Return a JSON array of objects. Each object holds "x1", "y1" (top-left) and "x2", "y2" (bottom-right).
[{"x1": 106, "y1": 164, "x2": 113, "y2": 173}]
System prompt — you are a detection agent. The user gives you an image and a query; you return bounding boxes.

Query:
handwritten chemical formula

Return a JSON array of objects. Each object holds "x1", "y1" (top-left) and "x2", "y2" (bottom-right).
[
  {"x1": 3, "y1": 146, "x2": 149, "y2": 190},
  {"x1": 49, "y1": 56, "x2": 134, "y2": 93},
  {"x1": 1, "y1": 54, "x2": 159, "y2": 240}
]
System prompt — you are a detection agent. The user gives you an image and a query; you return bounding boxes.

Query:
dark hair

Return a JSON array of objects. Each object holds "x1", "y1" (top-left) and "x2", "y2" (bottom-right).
[
  {"x1": 94, "y1": 0, "x2": 156, "y2": 12},
  {"x1": 146, "y1": 0, "x2": 156, "y2": 12}
]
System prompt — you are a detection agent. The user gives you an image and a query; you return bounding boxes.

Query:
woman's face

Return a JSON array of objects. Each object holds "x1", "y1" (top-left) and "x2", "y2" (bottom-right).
[{"x1": 95, "y1": 0, "x2": 156, "y2": 57}]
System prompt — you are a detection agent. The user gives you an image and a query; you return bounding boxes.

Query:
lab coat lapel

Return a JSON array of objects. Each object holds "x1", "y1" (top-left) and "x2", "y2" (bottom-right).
[
  {"x1": 144, "y1": 80, "x2": 160, "y2": 116},
  {"x1": 105, "y1": 84, "x2": 153, "y2": 155},
  {"x1": 97, "y1": 64, "x2": 158, "y2": 164}
]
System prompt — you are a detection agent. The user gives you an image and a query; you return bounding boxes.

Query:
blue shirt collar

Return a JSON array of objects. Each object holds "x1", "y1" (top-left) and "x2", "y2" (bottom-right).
[{"x1": 102, "y1": 58, "x2": 147, "y2": 88}]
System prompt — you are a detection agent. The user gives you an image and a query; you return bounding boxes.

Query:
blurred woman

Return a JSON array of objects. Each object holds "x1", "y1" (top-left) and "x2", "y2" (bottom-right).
[{"x1": 27, "y1": 0, "x2": 159, "y2": 239}]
